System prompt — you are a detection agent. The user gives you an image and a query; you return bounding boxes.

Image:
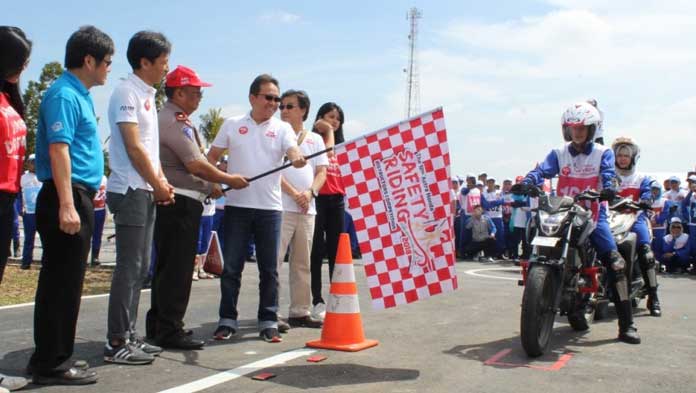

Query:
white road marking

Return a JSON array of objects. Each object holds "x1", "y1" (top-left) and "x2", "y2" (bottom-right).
[
  {"x1": 464, "y1": 267, "x2": 522, "y2": 281},
  {"x1": 157, "y1": 348, "x2": 316, "y2": 393},
  {"x1": 0, "y1": 290, "x2": 151, "y2": 311}
]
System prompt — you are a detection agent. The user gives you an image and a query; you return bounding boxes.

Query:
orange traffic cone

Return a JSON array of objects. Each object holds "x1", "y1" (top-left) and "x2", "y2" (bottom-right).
[{"x1": 306, "y1": 233, "x2": 379, "y2": 352}]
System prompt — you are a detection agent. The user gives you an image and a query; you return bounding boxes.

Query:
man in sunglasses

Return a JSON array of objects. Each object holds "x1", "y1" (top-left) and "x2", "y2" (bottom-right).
[{"x1": 207, "y1": 74, "x2": 306, "y2": 343}]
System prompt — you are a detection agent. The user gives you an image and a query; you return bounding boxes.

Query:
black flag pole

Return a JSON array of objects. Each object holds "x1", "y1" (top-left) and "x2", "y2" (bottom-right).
[{"x1": 220, "y1": 146, "x2": 335, "y2": 194}]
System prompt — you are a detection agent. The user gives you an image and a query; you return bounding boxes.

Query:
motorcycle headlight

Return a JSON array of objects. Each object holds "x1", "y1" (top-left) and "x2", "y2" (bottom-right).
[{"x1": 538, "y1": 210, "x2": 568, "y2": 236}]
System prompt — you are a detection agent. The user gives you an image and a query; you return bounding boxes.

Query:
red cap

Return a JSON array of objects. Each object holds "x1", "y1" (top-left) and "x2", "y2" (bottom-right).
[{"x1": 165, "y1": 65, "x2": 212, "y2": 88}]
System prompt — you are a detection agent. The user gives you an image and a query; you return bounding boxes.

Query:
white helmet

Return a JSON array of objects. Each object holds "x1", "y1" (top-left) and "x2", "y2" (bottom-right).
[
  {"x1": 561, "y1": 102, "x2": 602, "y2": 142},
  {"x1": 611, "y1": 136, "x2": 641, "y2": 175}
]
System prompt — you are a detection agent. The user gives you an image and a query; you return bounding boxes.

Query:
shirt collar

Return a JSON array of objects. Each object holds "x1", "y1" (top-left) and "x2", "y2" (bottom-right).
[
  {"x1": 245, "y1": 111, "x2": 273, "y2": 126},
  {"x1": 127, "y1": 73, "x2": 157, "y2": 95},
  {"x1": 164, "y1": 100, "x2": 184, "y2": 113},
  {"x1": 63, "y1": 71, "x2": 90, "y2": 96},
  {"x1": 568, "y1": 142, "x2": 594, "y2": 157}
]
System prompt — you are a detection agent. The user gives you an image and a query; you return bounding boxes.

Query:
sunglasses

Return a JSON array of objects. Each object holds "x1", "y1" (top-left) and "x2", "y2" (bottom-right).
[
  {"x1": 257, "y1": 94, "x2": 281, "y2": 103},
  {"x1": 279, "y1": 104, "x2": 296, "y2": 110}
]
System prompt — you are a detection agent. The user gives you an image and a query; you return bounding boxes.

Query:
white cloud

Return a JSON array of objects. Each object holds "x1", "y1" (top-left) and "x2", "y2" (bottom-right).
[{"x1": 258, "y1": 10, "x2": 301, "y2": 24}]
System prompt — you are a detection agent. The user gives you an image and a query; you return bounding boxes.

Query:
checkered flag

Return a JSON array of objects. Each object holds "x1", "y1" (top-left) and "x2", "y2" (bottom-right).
[{"x1": 335, "y1": 108, "x2": 458, "y2": 309}]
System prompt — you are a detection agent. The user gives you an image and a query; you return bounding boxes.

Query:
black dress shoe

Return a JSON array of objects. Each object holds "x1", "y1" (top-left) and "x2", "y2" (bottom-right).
[
  {"x1": 159, "y1": 335, "x2": 205, "y2": 350},
  {"x1": 33, "y1": 368, "x2": 98, "y2": 385},
  {"x1": 288, "y1": 316, "x2": 323, "y2": 328}
]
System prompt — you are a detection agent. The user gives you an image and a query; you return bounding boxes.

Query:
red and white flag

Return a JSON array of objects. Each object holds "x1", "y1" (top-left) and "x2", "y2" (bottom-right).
[{"x1": 335, "y1": 108, "x2": 458, "y2": 309}]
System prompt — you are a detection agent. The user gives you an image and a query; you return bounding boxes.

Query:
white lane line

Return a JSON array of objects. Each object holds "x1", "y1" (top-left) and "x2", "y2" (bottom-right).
[
  {"x1": 158, "y1": 348, "x2": 316, "y2": 393},
  {"x1": 0, "y1": 290, "x2": 151, "y2": 311},
  {"x1": 464, "y1": 267, "x2": 521, "y2": 281}
]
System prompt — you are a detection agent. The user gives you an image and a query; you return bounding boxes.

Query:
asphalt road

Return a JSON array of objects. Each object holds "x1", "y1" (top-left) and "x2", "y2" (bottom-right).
[{"x1": 1, "y1": 260, "x2": 695, "y2": 393}]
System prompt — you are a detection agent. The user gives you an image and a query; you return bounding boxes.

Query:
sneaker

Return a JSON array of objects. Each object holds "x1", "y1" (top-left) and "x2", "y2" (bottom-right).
[
  {"x1": 130, "y1": 336, "x2": 163, "y2": 356},
  {"x1": 259, "y1": 328, "x2": 282, "y2": 343},
  {"x1": 32, "y1": 368, "x2": 97, "y2": 386},
  {"x1": 192, "y1": 269, "x2": 199, "y2": 281},
  {"x1": 311, "y1": 302, "x2": 326, "y2": 322},
  {"x1": 213, "y1": 325, "x2": 236, "y2": 340},
  {"x1": 277, "y1": 318, "x2": 290, "y2": 333},
  {"x1": 0, "y1": 373, "x2": 28, "y2": 391},
  {"x1": 104, "y1": 342, "x2": 155, "y2": 365}
]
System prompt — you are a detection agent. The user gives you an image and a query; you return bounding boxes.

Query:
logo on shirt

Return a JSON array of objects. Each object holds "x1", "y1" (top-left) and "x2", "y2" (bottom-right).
[
  {"x1": 561, "y1": 165, "x2": 571, "y2": 176},
  {"x1": 120, "y1": 105, "x2": 135, "y2": 112},
  {"x1": 182, "y1": 126, "x2": 194, "y2": 140},
  {"x1": 51, "y1": 121, "x2": 63, "y2": 132},
  {"x1": 265, "y1": 130, "x2": 277, "y2": 138},
  {"x1": 239, "y1": 126, "x2": 248, "y2": 135},
  {"x1": 144, "y1": 99, "x2": 151, "y2": 111}
]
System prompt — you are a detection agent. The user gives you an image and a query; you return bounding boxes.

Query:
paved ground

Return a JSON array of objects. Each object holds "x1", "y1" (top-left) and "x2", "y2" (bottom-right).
[{"x1": 1, "y1": 259, "x2": 695, "y2": 393}]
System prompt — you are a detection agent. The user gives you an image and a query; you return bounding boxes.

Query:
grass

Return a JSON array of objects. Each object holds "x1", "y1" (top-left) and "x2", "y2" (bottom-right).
[{"x1": 0, "y1": 262, "x2": 114, "y2": 306}]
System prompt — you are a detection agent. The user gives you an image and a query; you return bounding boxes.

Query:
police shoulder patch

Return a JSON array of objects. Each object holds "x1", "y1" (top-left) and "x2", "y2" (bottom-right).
[
  {"x1": 182, "y1": 126, "x2": 194, "y2": 140},
  {"x1": 175, "y1": 112, "x2": 188, "y2": 122}
]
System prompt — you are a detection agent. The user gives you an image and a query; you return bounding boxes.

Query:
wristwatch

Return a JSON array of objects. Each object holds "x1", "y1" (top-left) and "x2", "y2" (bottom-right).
[{"x1": 310, "y1": 188, "x2": 318, "y2": 198}]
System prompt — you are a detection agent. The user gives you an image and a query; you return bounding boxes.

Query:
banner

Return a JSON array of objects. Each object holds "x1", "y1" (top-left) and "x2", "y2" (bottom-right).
[{"x1": 335, "y1": 108, "x2": 457, "y2": 309}]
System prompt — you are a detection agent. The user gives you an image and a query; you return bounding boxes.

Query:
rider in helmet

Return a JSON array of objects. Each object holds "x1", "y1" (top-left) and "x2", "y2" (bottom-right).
[
  {"x1": 515, "y1": 102, "x2": 641, "y2": 344},
  {"x1": 586, "y1": 99, "x2": 605, "y2": 145},
  {"x1": 612, "y1": 137, "x2": 661, "y2": 316}
]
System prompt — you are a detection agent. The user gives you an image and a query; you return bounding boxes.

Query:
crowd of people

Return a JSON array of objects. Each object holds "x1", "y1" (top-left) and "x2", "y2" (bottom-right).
[{"x1": 0, "y1": 25, "x2": 354, "y2": 389}]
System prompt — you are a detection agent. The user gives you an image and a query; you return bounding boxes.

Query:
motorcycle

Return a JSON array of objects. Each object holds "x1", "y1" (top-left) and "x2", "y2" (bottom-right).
[{"x1": 515, "y1": 187, "x2": 606, "y2": 357}]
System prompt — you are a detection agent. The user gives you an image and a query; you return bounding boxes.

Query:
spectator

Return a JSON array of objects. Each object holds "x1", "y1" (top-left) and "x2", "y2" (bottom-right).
[
  {"x1": 509, "y1": 177, "x2": 530, "y2": 261},
  {"x1": 0, "y1": 25, "x2": 31, "y2": 392},
  {"x1": 501, "y1": 178, "x2": 514, "y2": 258},
  {"x1": 195, "y1": 198, "x2": 215, "y2": 280},
  {"x1": 90, "y1": 175, "x2": 107, "y2": 267},
  {"x1": 481, "y1": 177, "x2": 506, "y2": 259},
  {"x1": 20, "y1": 154, "x2": 41, "y2": 269},
  {"x1": 650, "y1": 183, "x2": 667, "y2": 262},
  {"x1": 680, "y1": 174, "x2": 696, "y2": 254},
  {"x1": 664, "y1": 176, "x2": 686, "y2": 202},
  {"x1": 464, "y1": 205, "x2": 497, "y2": 262},
  {"x1": 309, "y1": 102, "x2": 346, "y2": 322},
  {"x1": 148, "y1": 65, "x2": 243, "y2": 350},
  {"x1": 212, "y1": 157, "x2": 227, "y2": 251},
  {"x1": 662, "y1": 217, "x2": 690, "y2": 274},
  {"x1": 207, "y1": 74, "x2": 305, "y2": 343},
  {"x1": 104, "y1": 30, "x2": 172, "y2": 365},
  {"x1": 458, "y1": 174, "x2": 480, "y2": 257},
  {"x1": 30, "y1": 25, "x2": 112, "y2": 386},
  {"x1": 278, "y1": 89, "x2": 328, "y2": 329}
]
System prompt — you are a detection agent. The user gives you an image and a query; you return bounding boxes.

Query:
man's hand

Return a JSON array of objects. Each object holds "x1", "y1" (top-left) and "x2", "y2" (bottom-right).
[
  {"x1": 210, "y1": 184, "x2": 224, "y2": 199},
  {"x1": 154, "y1": 178, "x2": 175, "y2": 205},
  {"x1": 292, "y1": 156, "x2": 307, "y2": 168},
  {"x1": 226, "y1": 174, "x2": 249, "y2": 190},
  {"x1": 663, "y1": 252, "x2": 674, "y2": 259},
  {"x1": 294, "y1": 190, "x2": 311, "y2": 213},
  {"x1": 59, "y1": 204, "x2": 81, "y2": 235}
]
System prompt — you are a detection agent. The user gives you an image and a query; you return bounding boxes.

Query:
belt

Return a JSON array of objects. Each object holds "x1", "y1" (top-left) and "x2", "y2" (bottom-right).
[{"x1": 174, "y1": 188, "x2": 208, "y2": 203}]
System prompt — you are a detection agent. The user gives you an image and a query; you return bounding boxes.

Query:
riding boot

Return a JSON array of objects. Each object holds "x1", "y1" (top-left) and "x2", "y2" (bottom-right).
[
  {"x1": 646, "y1": 288, "x2": 661, "y2": 317},
  {"x1": 616, "y1": 300, "x2": 641, "y2": 344}
]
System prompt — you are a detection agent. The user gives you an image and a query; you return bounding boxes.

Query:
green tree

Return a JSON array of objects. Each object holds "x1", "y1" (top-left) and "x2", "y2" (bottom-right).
[
  {"x1": 154, "y1": 82, "x2": 166, "y2": 112},
  {"x1": 22, "y1": 61, "x2": 64, "y2": 155},
  {"x1": 199, "y1": 107, "x2": 224, "y2": 145}
]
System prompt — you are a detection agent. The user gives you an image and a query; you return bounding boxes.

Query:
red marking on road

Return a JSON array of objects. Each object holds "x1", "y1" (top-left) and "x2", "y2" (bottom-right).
[{"x1": 483, "y1": 348, "x2": 573, "y2": 371}]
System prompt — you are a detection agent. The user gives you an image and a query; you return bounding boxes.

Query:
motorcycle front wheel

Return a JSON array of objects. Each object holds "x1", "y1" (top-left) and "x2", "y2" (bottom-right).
[{"x1": 520, "y1": 264, "x2": 556, "y2": 357}]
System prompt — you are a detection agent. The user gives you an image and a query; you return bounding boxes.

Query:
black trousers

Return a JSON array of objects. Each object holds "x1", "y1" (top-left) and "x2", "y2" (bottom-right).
[
  {"x1": 310, "y1": 194, "x2": 344, "y2": 305},
  {"x1": 465, "y1": 238, "x2": 496, "y2": 258},
  {"x1": 0, "y1": 191, "x2": 17, "y2": 283},
  {"x1": 29, "y1": 181, "x2": 94, "y2": 375},
  {"x1": 146, "y1": 195, "x2": 203, "y2": 343}
]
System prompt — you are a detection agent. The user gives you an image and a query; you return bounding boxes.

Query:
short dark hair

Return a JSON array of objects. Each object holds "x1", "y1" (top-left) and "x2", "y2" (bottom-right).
[
  {"x1": 313, "y1": 102, "x2": 345, "y2": 144},
  {"x1": 249, "y1": 74, "x2": 279, "y2": 96},
  {"x1": 0, "y1": 26, "x2": 32, "y2": 118},
  {"x1": 127, "y1": 31, "x2": 171, "y2": 70},
  {"x1": 164, "y1": 86, "x2": 176, "y2": 99},
  {"x1": 64, "y1": 26, "x2": 114, "y2": 69},
  {"x1": 281, "y1": 89, "x2": 311, "y2": 121}
]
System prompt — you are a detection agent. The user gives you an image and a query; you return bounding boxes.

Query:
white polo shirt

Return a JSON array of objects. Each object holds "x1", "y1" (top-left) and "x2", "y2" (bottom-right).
[
  {"x1": 212, "y1": 112, "x2": 297, "y2": 211},
  {"x1": 281, "y1": 131, "x2": 328, "y2": 215},
  {"x1": 106, "y1": 73, "x2": 159, "y2": 194}
]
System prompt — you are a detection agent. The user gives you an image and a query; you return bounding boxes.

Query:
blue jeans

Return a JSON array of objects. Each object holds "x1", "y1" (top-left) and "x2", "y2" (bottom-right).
[
  {"x1": 219, "y1": 206, "x2": 281, "y2": 331},
  {"x1": 22, "y1": 213, "x2": 37, "y2": 266},
  {"x1": 198, "y1": 215, "x2": 214, "y2": 254}
]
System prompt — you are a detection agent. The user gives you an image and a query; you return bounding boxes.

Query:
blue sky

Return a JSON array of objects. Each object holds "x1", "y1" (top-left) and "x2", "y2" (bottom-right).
[{"x1": 6, "y1": 0, "x2": 696, "y2": 182}]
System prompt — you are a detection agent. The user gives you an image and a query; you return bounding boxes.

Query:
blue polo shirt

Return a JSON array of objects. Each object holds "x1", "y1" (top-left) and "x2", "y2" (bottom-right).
[{"x1": 36, "y1": 71, "x2": 103, "y2": 191}]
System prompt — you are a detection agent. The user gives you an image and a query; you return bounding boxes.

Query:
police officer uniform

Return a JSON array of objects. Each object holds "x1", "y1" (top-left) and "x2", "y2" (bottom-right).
[{"x1": 146, "y1": 66, "x2": 212, "y2": 349}]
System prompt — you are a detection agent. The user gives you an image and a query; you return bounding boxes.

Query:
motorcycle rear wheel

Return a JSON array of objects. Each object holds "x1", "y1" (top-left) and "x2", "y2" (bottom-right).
[{"x1": 521, "y1": 265, "x2": 556, "y2": 357}]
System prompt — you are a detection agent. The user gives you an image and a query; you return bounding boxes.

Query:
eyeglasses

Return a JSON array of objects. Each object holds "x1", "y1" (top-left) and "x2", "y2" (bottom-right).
[
  {"x1": 279, "y1": 104, "x2": 296, "y2": 111},
  {"x1": 256, "y1": 94, "x2": 281, "y2": 103}
]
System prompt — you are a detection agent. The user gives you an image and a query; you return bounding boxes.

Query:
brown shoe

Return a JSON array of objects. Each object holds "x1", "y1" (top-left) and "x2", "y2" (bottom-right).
[{"x1": 288, "y1": 315, "x2": 323, "y2": 328}]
